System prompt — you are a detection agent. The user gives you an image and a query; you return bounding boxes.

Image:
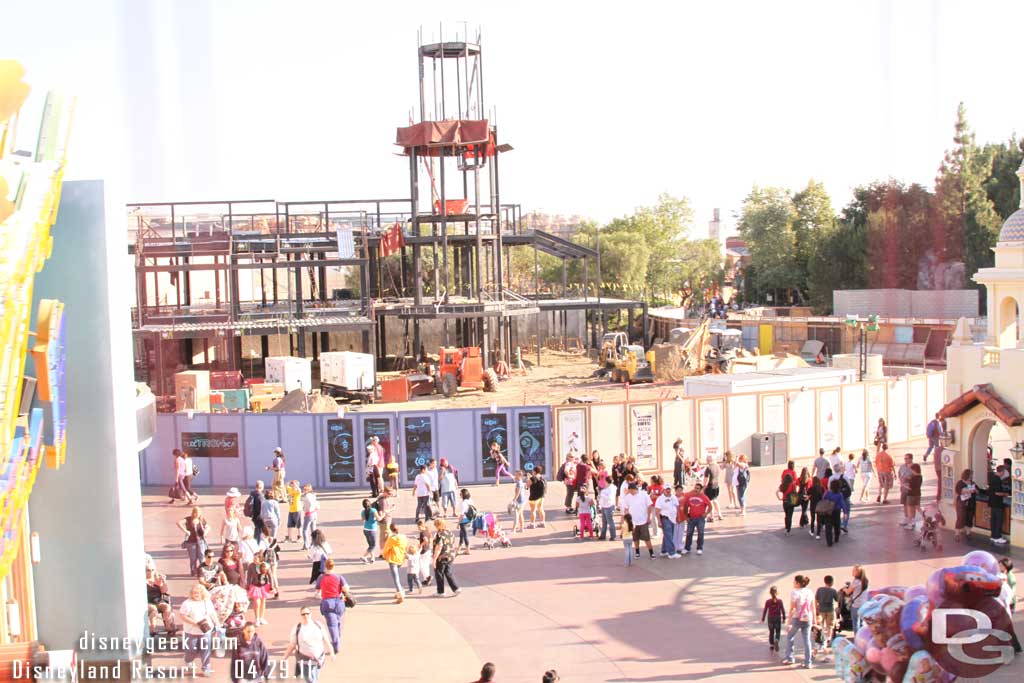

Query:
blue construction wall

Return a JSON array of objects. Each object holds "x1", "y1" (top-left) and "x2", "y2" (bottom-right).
[{"x1": 139, "y1": 406, "x2": 553, "y2": 489}]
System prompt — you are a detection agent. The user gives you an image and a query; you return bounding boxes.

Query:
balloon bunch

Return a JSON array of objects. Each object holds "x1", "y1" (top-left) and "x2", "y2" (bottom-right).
[{"x1": 831, "y1": 550, "x2": 1012, "y2": 682}]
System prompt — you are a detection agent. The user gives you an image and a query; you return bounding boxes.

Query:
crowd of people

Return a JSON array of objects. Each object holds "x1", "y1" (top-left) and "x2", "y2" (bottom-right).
[{"x1": 149, "y1": 424, "x2": 1018, "y2": 680}]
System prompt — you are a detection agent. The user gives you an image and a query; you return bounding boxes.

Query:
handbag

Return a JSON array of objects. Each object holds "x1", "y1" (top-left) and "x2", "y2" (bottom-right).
[
  {"x1": 197, "y1": 618, "x2": 213, "y2": 633},
  {"x1": 343, "y1": 593, "x2": 355, "y2": 608},
  {"x1": 816, "y1": 498, "x2": 836, "y2": 515}
]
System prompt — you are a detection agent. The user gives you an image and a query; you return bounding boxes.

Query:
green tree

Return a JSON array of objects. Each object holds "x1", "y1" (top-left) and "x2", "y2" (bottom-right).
[
  {"x1": 792, "y1": 180, "x2": 836, "y2": 297},
  {"x1": 737, "y1": 186, "x2": 798, "y2": 301},
  {"x1": 934, "y1": 103, "x2": 1002, "y2": 292},
  {"x1": 806, "y1": 218, "x2": 866, "y2": 312},
  {"x1": 984, "y1": 135, "x2": 1023, "y2": 218}
]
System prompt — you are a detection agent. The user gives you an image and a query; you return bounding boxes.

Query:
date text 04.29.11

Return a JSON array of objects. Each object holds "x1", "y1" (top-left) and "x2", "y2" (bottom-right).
[{"x1": 233, "y1": 659, "x2": 313, "y2": 679}]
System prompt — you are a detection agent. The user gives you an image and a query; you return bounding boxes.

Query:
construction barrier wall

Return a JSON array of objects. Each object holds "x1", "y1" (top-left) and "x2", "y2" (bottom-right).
[
  {"x1": 552, "y1": 370, "x2": 947, "y2": 470},
  {"x1": 139, "y1": 406, "x2": 553, "y2": 489},
  {"x1": 139, "y1": 371, "x2": 946, "y2": 489}
]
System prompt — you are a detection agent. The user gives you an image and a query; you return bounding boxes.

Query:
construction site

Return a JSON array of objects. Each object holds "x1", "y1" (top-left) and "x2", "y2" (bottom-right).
[{"x1": 125, "y1": 28, "x2": 974, "y2": 417}]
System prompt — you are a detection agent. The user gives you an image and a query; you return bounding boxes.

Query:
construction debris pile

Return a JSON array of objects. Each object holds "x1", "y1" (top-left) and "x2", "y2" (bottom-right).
[{"x1": 268, "y1": 389, "x2": 340, "y2": 413}]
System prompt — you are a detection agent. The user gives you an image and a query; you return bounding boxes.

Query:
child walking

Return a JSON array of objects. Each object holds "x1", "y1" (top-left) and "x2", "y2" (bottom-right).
[
  {"x1": 621, "y1": 513, "x2": 635, "y2": 566},
  {"x1": 578, "y1": 488, "x2": 597, "y2": 539},
  {"x1": 406, "y1": 538, "x2": 423, "y2": 594},
  {"x1": 761, "y1": 586, "x2": 786, "y2": 652}
]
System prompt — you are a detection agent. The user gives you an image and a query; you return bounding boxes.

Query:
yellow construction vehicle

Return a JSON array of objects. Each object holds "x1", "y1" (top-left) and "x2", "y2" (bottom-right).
[{"x1": 610, "y1": 345, "x2": 656, "y2": 383}]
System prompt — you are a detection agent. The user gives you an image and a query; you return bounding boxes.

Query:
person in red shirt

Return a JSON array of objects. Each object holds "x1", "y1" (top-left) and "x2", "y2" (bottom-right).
[
  {"x1": 680, "y1": 482, "x2": 711, "y2": 555},
  {"x1": 315, "y1": 559, "x2": 352, "y2": 654},
  {"x1": 778, "y1": 460, "x2": 799, "y2": 534}
]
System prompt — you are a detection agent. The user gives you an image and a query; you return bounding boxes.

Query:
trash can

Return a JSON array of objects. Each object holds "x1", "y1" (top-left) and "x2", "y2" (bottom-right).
[
  {"x1": 772, "y1": 432, "x2": 789, "y2": 465},
  {"x1": 751, "y1": 434, "x2": 772, "y2": 467}
]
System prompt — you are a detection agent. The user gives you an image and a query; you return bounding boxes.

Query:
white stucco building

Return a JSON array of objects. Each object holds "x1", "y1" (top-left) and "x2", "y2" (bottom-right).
[{"x1": 940, "y1": 162, "x2": 1024, "y2": 549}]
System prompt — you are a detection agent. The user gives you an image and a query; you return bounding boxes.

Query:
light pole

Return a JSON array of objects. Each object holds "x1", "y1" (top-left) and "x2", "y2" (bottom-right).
[{"x1": 844, "y1": 314, "x2": 879, "y2": 381}]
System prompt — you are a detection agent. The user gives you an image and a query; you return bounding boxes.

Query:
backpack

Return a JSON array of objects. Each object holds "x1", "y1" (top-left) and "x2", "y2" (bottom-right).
[
  {"x1": 838, "y1": 477, "x2": 852, "y2": 498},
  {"x1": 779, "y1": 474, "x2": 793, "y2": 494},
  {"x1": 736, "y1": 468, "x2": 749, "y2": 488},
  {"x1": 244, "y1": 493, "x2": 257, "y2": 518},
  {"x1": 556, "y1": 464, "x2": 566, "y2": 482}
]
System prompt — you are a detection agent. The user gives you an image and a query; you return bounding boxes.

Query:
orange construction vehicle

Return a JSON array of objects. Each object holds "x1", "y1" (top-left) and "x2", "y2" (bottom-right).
[{"x1": 436, "y1": 346, "x2": 498, "y2": 398}]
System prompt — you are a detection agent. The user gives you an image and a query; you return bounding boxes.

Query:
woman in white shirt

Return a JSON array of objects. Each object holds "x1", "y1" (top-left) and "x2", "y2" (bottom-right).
[
  {"x1": 178, "y1": 583, "x2": 220, "y2": 677},
  {"x1": 782, "y1": 575, "x2": 815, "y2": 668},
  {"x1": 857, "y1": 450, "x2": 875, "y2": 502},
  {"x1": 458, "y1": 489, "x2": 476, "y2": 555},
  {"x1": 307, "y1": 529, "x2": 333, "y2": 585},
  {"x1": 220, "y1": 507, "x2": 242, "y2": 546},
  {"x1": 301, "y1": 485, "x2": 319, "y2": 550}
]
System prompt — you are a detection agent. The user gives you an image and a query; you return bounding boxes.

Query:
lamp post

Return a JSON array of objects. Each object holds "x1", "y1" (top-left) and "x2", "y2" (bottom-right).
[{"x1": 844, "y1": 314, "x2": 879, "y2": 382}]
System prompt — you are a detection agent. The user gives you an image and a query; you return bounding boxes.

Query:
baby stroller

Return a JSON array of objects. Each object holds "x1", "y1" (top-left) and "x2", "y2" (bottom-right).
[
  {"x1": 913, "y1": 503, "x2": 946, "y2": 552},
  {"x1": 480, "y1": 513, "x2": 512, "y2": 549}
]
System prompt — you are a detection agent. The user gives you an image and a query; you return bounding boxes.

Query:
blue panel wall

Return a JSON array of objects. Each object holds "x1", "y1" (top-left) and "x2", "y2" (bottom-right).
[
  {"x1": 141, "y1": 405, "x2": 554, "y2": 488},
  {"x1": 279, "y1": 415, "x2": 318, "y2": 485}
]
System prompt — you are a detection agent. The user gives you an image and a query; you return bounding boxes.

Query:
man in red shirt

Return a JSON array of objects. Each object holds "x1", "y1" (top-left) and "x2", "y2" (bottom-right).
[
  {"x1": 315, "y1": 559, "x2": 351, "y2": 654},
  {"x1": 680, "y1": 482, "x2": 711, "y2": 556}
]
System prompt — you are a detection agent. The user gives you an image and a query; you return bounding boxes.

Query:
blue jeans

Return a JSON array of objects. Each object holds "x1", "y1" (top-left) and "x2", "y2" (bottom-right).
[
  {"x1": 458, "y1": 521, "x2": 470, "y2": 547},
  {"x1": 685, "y1": 516, "x2": 705, "y2": 551},
  {"x1": 599, "y1": 506, "x2": 616, "y2": 540},
  {"x1": 362, "y1": 529, "x2": 376, "y2": 552},
  {"x1": 737, "y1": 485, "x2": 747, "y2": 509},
  {"x1": 441, "y1": 491, "x2": 456, "y2": 510},
  {"x1": 923, "y1": 438, "x2": 940, "y2": 460},
  {"x1": 387, "y1": 563, "x2": 403, "y2": 593},
  {"x1": 320, "y1": 597, "x2": 345, "y2": 653},
  {"x1": 622, "y1": 539, "x2": 633, "y2": 566},
  {"x1": 185, "y1": 540, "x2": 206, "y2": 576},
  {"x1": 842, "y1": 498, "x2": 851, "y2": 529},
  {"x1": 302, "y1": 513, "x2": 317, "y2": 549},
  {"x1": 184, "y1": 633, "x2": 212, "y2": 672},
  {"x1": 784, "y1": 619, "x2": 812, "y2": 665},
  {"x1": 660, "y1": 517, "x2": 676, "y2": 554},
  {"x1": 416, "y1": 496, "x2": 432, "y2": 520}
]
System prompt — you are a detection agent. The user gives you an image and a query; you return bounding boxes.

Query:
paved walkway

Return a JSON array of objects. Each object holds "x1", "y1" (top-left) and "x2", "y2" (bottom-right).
[{"x1": 142, "y1": 444, "x2": 1022, "y2": 683}]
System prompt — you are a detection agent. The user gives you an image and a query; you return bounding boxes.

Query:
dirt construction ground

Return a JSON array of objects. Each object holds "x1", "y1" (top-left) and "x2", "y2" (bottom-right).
[{"x1": 376, "y1": 350, "x2": 684, "y2": 411}]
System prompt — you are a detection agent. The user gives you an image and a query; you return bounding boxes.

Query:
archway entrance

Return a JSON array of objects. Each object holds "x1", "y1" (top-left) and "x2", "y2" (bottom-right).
[{"x1": 969, "y1": 418, "x2": 1013, "y2": 479}]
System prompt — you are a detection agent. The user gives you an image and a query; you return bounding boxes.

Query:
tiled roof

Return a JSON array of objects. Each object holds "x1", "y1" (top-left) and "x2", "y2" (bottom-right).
[
  {"x1": 999, "y1": 209, "x2": 1024, "y2": 243},
  {"x1": 938, "y1": 383, "x2": 1024, "y2": 426}
]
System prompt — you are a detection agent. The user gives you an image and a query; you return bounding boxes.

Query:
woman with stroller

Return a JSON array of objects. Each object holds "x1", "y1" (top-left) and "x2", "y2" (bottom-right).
[
  {"x1": 953, "y1": 469, "x2": 977, "y2": 542},
  {"x1": 903, "y1": 464, "x2": 924, "y2": 530}
]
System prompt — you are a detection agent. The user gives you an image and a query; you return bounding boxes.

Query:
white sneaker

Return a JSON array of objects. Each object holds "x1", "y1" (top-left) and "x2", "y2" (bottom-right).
[
  {"x1": 696, "y1": 549, "x2": 703, "y2": 555},
  {"x1": 669, "y1": 553, "x2": 681, "y2": 559},
  {"x1": 679, "y1": 549, "x2": 689, "y2": 555}
]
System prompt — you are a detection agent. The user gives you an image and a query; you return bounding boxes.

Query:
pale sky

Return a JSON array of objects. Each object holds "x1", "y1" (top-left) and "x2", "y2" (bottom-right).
[{"x1": 7, "y1": 0, "x2": 1024, "y2": 234}]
